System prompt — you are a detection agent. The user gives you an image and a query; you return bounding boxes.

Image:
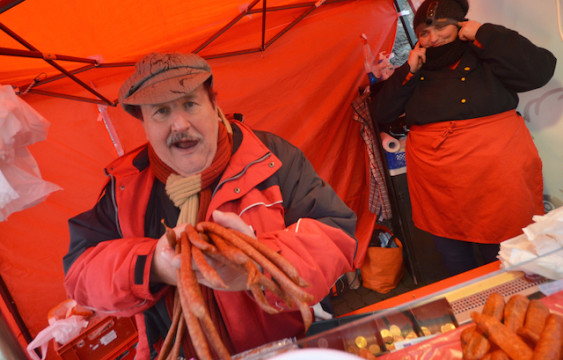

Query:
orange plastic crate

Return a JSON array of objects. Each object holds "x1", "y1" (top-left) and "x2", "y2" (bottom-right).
[{"x1": 55, "y1": 315, "x2": 137, "y2": 360}]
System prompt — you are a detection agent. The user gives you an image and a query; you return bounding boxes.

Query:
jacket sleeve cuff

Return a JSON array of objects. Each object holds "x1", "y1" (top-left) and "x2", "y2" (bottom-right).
[{"x1": 130, "y1": 240, "x2": 166, "y2": 301}]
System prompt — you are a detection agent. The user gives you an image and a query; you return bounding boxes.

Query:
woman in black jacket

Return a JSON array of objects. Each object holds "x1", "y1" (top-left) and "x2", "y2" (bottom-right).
[{"x1": 370, "y1": 0, "x2": 556, "y2": 275}]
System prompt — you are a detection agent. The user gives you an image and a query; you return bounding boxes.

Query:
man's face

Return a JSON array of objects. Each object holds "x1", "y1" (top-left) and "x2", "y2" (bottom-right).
[{"x1": 141, "y1": 85, "x2": 218, "y2": 176}]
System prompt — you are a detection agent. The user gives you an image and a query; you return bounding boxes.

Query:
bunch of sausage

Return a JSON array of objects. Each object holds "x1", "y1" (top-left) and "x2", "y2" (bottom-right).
[
  {"x1": 157, "y1": 221, "x2": 314, "y2": 360},
  {"x1": 462, "y1": 292, "x2": 562, "y2": 360}
]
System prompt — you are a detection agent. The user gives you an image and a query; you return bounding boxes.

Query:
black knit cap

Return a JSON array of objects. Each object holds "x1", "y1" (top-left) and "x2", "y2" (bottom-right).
[{"x1": 413, "y1": 0, "x2": 469, "y2": 34}]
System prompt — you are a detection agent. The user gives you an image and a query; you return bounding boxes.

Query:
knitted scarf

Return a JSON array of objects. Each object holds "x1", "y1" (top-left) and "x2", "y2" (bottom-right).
[
  {"x1": 149, "y1": 109, "x2": 233, "y2": 226},
  {"x1": 422, "y1": 37, "x2": 470, "y2": 70},
  {"x1": 149, "y1": 108, "x2": 235, "y2": 356}
]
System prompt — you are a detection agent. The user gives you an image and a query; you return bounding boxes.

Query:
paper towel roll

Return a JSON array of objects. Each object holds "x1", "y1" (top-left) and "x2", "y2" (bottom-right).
[{"x1": 380, "y1": 132, "x2": 400, "y2": 153}]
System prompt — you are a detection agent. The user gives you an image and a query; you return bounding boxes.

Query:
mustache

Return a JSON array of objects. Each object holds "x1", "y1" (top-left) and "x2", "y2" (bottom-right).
[{"x1": 166, "y1": 131, "x2": 198, "y2": 147}]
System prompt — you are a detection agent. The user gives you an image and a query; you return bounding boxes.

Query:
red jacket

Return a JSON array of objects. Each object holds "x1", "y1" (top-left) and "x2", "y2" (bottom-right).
[{"x1": 64, "y1": 121, "x2": 357, "y2": 358}]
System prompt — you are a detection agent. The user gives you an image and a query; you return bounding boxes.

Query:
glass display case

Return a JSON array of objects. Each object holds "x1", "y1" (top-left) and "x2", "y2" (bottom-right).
[{"x1": 234, "y1": 245, "x2": 563, "y2": 359}]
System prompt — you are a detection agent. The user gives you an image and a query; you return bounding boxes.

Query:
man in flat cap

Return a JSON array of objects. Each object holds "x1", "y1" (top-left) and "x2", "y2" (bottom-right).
[{"x1": 63, "y1": 52, "x2": 357, "y2": 359}]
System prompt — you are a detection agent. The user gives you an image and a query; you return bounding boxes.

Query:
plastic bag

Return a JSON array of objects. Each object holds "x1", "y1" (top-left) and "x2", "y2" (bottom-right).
[
  {"x1": 498, "y1": 205, "x2": 563, "y2": 280},
  {"x1": 361, "y1": 34, "x2": 396, "y2": 85},
  {"x1": 374, "y1": 51, "x2": 396, "y2": 81},
  {"x1": 0, "y1": 84, "x2": 61, "y2": 221},
  {"x1": 26, "y1": 299, "x2": 93, "y2": 360},
  {"x1": 26, "y1": 316, "x2": 89, "y2": 360}
]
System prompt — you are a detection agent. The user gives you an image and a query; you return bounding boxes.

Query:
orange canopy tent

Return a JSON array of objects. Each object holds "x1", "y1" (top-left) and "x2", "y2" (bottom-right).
[{"x1": 0, "y1": 0, "x2": 400, "y2": 356}]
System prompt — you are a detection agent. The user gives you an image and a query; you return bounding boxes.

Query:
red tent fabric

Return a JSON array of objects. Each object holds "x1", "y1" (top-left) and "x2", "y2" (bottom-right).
[{"x1": 0, "y1": 0, "x2": 399, "y2": 355}]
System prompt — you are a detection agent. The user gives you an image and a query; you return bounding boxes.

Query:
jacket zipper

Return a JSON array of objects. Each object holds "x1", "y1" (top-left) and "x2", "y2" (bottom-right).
[{"x1": 212, "y1": 152, "x2": 272, "y2": 197}]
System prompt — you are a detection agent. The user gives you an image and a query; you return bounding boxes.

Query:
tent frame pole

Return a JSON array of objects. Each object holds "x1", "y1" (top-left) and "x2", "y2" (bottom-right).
[
  {"x1": 393, "y1": 0, "x2": 417, "y2": 48},
  {"x1": 0, "y1": 0, "x2": 24, "y2": 14},
  {"x1": 2, "y1": 0, "x2": 352, "y2": 104},
  {"x1": 193, "y1": 0, "x2": 263, "y2": 54},
  {"x1": 0, "y1": 46, "x2": 98, "y2": 64},
  {"x1": 13, "y1": 62, "x2": 135, "y2": 103},
  {"x1": 0, "y1": 273, "x2": 32, "y2": 343},
  {"x1": 0, "y1": 23, "x2": 114, "y2": 105},
  {"x1": 194, "y1": 0, "x2": 351, "y2": 58},
  {"x1": 261, "y1": 0, "x2": 267, "y2": 50}
]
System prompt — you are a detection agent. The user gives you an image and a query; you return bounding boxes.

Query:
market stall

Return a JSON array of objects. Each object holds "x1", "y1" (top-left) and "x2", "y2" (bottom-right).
[{"x1": 2, "y1": 0, "x2": 562, "y2": 359}]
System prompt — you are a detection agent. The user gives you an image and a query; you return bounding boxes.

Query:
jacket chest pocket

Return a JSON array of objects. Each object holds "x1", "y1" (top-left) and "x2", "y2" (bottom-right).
[{"x1": 220, "y1": 186, "x2": 286, "y2": 233}]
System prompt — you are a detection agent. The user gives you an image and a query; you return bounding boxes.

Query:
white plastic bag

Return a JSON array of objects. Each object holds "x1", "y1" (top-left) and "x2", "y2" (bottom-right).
[
  {"x1": 26, "y1": 316, "x2": 89, "y2": 360},
  {"x1": 499, "y1": 205, "x2": 563, "y2": 279},
  {"x1": 26, "y1": 299, "x2": 94, "y2": 360},
  {"x1": 0, "y1": 169, "x2": 18, "y2": 207},
  {"x1": 0, "y1": 84, "x2": 62, "y2": 221}
]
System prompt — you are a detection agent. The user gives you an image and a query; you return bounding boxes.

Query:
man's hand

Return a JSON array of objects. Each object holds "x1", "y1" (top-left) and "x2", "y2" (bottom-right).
[
  {"x1": 150, "y1": 211, "x2": 256, "y2": 291},
  {"x1": 211, "y1": 210, "x2": 256, "y2": 239},
  {"x1": 194, "y1": 210, "x2": 256, "y2": 291},
  {"x1": 150, "y1": 225, "x2": 183, "y2": 286}
]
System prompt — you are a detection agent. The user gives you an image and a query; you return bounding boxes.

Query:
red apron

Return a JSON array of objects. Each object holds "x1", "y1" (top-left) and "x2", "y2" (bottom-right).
[{"x1": 406, "y1": 110, "x2": 544, "y2": 244}]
